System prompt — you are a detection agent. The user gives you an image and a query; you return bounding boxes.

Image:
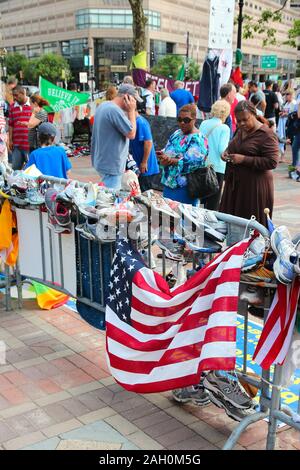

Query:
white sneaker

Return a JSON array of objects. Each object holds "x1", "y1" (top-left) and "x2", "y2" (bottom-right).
[
  {"x1": 271, "y1": 226, "x2": 298, "y2": 284},
  {"x1": 144, "y1": 190, "x2": 180, "y2": 219},
  {"x1": 178, "y1": 204, "x2": 226, "y2": 243}
]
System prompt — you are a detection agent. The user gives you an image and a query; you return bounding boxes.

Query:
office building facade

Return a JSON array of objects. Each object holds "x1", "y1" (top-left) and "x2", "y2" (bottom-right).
[{"x1": 0, "y1": 0, "x2": 299, "y2": 86}]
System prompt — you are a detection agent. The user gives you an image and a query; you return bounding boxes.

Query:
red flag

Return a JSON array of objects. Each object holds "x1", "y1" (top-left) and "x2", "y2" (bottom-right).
[
  {"x1": 106, "y1": 237, "x2": 251, "y2": 393},
  {"x1": 253, "y1": 278, "x2": 300, "y2": 369}
]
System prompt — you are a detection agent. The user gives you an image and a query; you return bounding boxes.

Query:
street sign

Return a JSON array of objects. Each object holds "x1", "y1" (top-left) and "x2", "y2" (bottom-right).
[
  {"x1": 79, "y1": 72, "x2": 88, "y2": 84},
  {"x1": 111, "y1": 65, "x2": 128, "y2": 73},
  {"x1": 208, "y1": 0, "x2": 235, "y2": 50},
  {"x1": 261, "y1": 55, "x2": 278, "y2": 70}
]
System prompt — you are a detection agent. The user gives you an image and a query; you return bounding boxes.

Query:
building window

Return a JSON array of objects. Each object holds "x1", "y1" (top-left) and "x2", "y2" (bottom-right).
[
  {"x1": 27, "y1": 44, "x2": 41, "y2": 58},
  {"x1": 75, "y1": 9, "x2": 161, "y2": 31},
  {"x1": 60, "y1": 38, "x2": 88, "y2": 72},
  {"x1": 14, "y1": 45, "x2": 26, "y2": 54},
  {"x1": 43, "y1": 42, "x2": 58, "y2": 54}
]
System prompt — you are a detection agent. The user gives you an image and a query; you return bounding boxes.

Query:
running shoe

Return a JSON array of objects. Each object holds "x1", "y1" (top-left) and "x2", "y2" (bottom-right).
[
  {"x1": 271, "y1": 226, "x2": 298, "y2": 284},
  {"x1": 203, "y1": 371, "x2": 253, "y2": 410},
  {"x1": 75, "y1": 220, "x2": 97, "y2": 241},
  {"x1": 45, "y1": 188, "x2": 71, "y2": 229},
  {"x1": 208, "y1": 390, "x2": 256, "y2": 422},
  {"x1": 96, "y1": 190, "x2": 115, "y2": 209},
  {"x1": 240, "y1": 265, "x2": 275, "y2": 284},
  {"x1": 47, "y1": 218, "x2": 71, "y2": 234},
  {"x1": 248, "y1": 235, "x2": 267, "y2": 256},
  {"x1": 26, "y1": 188, "x2": 45, "y2": 205},
  {"x1": 178, "y1": 204, "x2": 226, "y2": 243},
  {"x1": 172, "y1": 385, "x2": 211, "y2": 406},
  {"x1": 155, "y1": 239, "x2": 184, "y2": 261},
  {"x1": 240, "y1": 285, "x2": 264, "y2": 306},
  {"x1": 241, "y1": 254, "x2": 264, "y2": 272},
  {"x1": 144, "y1": 190, "x2": 180, "y2": 219},
  {"x1": 56, "y1": 181, "x2": 77, "y2": 203}
]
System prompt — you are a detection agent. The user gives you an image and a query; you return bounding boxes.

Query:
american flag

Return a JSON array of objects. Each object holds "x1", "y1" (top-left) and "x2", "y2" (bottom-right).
[
  {"x1": 253, "y1": 277, "x2": 300, "y2": 370},
  {"x1": 105, "y1": 237, "x2": 252, "y2": 393}
]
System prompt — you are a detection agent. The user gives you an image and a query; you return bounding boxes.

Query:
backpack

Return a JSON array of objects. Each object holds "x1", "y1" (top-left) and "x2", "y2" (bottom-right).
[{"x1": 286, "y1": 111, "x2": 300, "y2": 138}]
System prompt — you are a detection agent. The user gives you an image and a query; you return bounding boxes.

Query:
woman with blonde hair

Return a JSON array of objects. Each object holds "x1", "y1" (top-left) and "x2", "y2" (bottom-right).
[{"x1": 199, "y1": 99, "x2": 231, "y2": 210}]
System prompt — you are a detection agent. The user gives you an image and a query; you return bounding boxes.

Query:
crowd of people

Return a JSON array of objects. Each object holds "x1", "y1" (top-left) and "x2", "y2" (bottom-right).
[
  {"x1": 0, "y1": 74, "x2": 299, "y2": 230},
  {"x1": 91, "y1": 76, "x2": 300, "y2": 229}
]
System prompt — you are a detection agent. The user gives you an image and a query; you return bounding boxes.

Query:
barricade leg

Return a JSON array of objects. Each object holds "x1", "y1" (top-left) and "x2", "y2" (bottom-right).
[
  {"x1": 223, "y1": 411, "x2": 269, "y2": 450},
  {"x1": 15, "y1": 262, "x2": 23, "y2": 310},
  {"x1": 266, "y1": 366, "x2": 283, "y2": 450},
  {"x1": 4, "y1": 265, "x2": 11, "y2": 311}
]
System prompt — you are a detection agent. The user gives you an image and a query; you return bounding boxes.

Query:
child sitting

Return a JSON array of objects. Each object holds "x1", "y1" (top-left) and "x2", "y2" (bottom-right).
[{"x1": 25, "y1": 122, "x2": 71, "y2": 179}]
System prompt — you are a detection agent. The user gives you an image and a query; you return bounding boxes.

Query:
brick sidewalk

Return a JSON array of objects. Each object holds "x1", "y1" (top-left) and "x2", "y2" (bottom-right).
[
  {"x1": 0, "y1": 300, "x2": 298, "y2": 450},
  {"x1": 0, "y1": 151, "x2": 299, "y2": 450}
]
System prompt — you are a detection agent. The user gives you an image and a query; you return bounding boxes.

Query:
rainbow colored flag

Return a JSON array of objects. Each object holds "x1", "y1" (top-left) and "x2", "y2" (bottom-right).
[{"x1": 30, "y1": 281, "x2": 69, "y2": 310}]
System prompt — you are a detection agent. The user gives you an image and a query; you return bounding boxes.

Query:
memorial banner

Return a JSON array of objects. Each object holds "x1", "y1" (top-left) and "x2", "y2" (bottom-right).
[
  {"x1": 39, "y1": 77, "x2": 90, "y2": 112},
  {"x1": 132, "y1": 69, "x2": 200, "y2": 96}
]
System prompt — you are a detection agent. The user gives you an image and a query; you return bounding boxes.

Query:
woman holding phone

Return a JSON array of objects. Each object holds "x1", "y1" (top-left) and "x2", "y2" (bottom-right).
[
  {"x1": 220, "y1": 100, "x2": 279, "y2": 227},
  {"x1": 157, "y1": 104, "x2": 207, "y2": 205}
]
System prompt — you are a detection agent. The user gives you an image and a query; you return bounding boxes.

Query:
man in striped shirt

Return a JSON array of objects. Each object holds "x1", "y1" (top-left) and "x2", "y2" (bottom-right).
[{"x1": 8, "y1": 86, "x2": 32, "y2": 170}]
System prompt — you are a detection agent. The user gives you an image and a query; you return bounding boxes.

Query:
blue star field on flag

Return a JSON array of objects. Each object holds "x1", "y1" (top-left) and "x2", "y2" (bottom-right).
[{"x1": 107, "y1": 237, "x2": 145, "y2": 326}]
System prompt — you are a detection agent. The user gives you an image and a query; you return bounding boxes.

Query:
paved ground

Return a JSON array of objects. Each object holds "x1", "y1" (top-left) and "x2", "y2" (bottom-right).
[{"x1": 0, "y1": 148, "x2": 299, "y2": 451}]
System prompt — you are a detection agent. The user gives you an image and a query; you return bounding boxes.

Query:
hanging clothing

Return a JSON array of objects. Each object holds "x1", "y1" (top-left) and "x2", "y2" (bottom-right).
[
  {"x1": 0, "y1": 200, "x2": 18, "y2": 267},
  {"x1": 218, "y1": 50, "x2": 233, "y2": 87},
  {"x1": 198, "y1": 56, "x2": 220, "y2": 113}
]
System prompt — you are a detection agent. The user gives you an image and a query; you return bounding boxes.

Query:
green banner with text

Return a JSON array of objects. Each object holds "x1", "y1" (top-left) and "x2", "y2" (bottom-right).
[{"x1": 39, "y1": 77, "x2": 90, "y2": 112}]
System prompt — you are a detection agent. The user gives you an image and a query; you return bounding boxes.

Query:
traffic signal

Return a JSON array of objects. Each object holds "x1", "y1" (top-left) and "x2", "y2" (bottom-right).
[
  {"x1": 150, "y1": 51, "x2": 155, "y2": 66},
  {"x1": 121, "y1": 50, "x2": 127, "y2": 63}
]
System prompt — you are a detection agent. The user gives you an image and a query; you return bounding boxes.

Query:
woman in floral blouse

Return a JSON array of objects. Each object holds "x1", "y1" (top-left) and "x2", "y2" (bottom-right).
[{"x1": 157, "y1": 104, "x2": 207, "y2": 205}]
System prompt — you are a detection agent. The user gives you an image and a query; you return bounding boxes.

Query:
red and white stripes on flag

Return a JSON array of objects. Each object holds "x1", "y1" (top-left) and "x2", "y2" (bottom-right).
[
  {"x1": 106, "y1": 238, "x2": 251, "y2": 393},
  {"x1": 253, "y1": 278, "x2": 300, "y2": 370}
]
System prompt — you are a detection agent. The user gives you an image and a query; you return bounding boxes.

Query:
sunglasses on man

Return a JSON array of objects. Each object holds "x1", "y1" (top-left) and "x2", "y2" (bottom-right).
[{"x1": 177, "y1": 117, "x2": 193, "y2": 124}]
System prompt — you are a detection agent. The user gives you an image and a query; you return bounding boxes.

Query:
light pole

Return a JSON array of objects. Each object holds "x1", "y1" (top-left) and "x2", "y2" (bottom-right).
[
  {"x1": 237, "y1": 0, "x2": 244, "y2": 50},
  {"x1": 0, "y1": 47, "x2": 7, "y2": 83},
  {"x1": 186, "y1": 31, "x2": 190, "y2": 62}
]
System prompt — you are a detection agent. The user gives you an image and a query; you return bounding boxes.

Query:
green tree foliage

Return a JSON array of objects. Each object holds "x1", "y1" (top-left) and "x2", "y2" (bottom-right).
[
  {"x1": 284, "y1": 19, "x2": 300, "y2": 48},
  {"x1": 241, "y1": 0, "x2": 299, "y2": 48},
  {"x1": 5, "y1": 52, "x2": 28, "y2": 79},
  {"x1": 185, "y1": 59, "x2": 200, "y2": 81},
  {"x1": 151, "y1": 55, "x2": 200, "y2": 80},
  {"x1": 23, "y1": 53, "x2": 71, "y2": 84}
]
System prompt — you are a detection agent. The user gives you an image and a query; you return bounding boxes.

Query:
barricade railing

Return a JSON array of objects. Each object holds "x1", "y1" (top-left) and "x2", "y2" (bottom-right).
[{"x1": 1, "y1": 173, "x2": 299, "y2": 450}]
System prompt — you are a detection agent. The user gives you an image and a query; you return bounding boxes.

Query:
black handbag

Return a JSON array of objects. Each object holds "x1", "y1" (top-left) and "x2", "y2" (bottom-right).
[{"x1": 187, "y1": 164, "x2": 219, "y2": 200}]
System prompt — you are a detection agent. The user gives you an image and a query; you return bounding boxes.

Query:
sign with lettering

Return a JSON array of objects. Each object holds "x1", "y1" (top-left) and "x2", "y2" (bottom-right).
[
  {"x1": 261, "y1": 55, "x2": 278, "y2": 70},
  {"x1": 132, "y1": 69, "x2": 200, "y2": 96},
  {"x1": 79, "y1": 72, "x2": 88, "y2": 84},
  {"x1": 39, "y1": 77, "x2": 90, "y2": 112}
]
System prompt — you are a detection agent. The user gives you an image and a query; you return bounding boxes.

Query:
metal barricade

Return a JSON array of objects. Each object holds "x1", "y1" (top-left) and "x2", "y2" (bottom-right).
[
  {"x1": 0, "y1": 263, "x2": 22, "y2": 312},
  {"x1": 3, "y1": 174, "x2": 300, "y2": 450},
  {"x1": 215, "y1": 213, "x2": 300, "y2": 451}
]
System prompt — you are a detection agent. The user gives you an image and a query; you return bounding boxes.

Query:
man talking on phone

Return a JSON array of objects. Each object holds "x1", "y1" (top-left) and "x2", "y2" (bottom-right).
[{"x1": 91, "y1": 84, "x2": 143, "y2": 190}]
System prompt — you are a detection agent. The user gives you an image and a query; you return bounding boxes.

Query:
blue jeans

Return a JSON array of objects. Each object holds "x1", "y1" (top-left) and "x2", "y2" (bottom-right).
[
  {"x1": 98, "y1": 172, "x2": 122, "y2": 190},
  {"x1": 292, "y1": 134, "x2": 300, "y2": 167},
  {"x1": 11, "y1": 147, "x2": 29, "y2": 171}
]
